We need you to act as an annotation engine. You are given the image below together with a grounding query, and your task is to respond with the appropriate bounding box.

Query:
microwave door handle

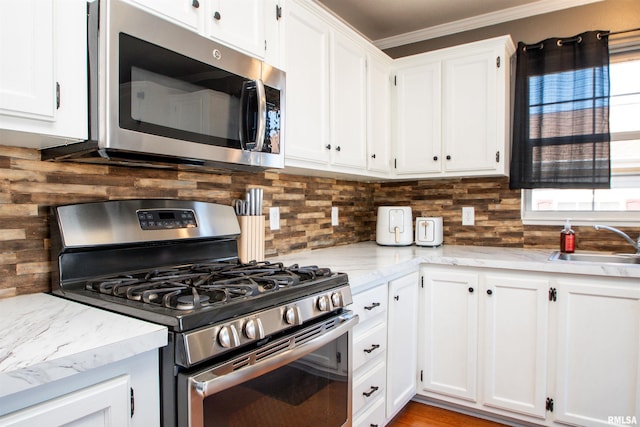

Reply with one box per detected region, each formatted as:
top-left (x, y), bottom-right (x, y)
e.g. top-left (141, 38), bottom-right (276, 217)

top-left (254, 78), bottom-right (266, 152)
top-left (238, 79), bottom-right (266, 152)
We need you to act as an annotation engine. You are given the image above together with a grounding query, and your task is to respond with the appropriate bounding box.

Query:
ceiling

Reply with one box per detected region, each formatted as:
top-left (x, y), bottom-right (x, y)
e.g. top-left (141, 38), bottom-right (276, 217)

top-left (314, 0), bottom-right (604, 49)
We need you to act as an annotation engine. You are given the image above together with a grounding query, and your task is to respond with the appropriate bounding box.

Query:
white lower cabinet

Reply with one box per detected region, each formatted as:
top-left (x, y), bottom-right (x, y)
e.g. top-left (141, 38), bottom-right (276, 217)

top-left (418, 266), bottom-right (550, 424)
top-left (351, 283), bottom-right (388, 426)
top-left (553, 277), bottom-right (640, 427)
top-left (351, 272), bottom-right (419, 427)
top-left (386, 272), bottom-right (419, 419)
top-left (0, 350), bottom-right (160, 427)
top-left (418, 265), bottom-right (640, 427)
top-left (0, 376), bottom-right (131, 427)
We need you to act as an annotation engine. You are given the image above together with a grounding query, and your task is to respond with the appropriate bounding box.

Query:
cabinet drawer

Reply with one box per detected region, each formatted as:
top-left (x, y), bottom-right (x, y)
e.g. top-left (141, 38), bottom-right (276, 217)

top-left (353, 394), bottom-right (385, 427)
top-left (353, 321), bottom-right (387, 371)
top-left (352, 285), bottom-right (388, 324)
top-left (353, 360), bottom-right (386, 415)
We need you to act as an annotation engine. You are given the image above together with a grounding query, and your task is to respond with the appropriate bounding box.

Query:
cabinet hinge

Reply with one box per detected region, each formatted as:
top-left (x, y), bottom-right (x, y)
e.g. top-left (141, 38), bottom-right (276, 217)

top-left (56, 82), bottom-right (61, 110)
top-left (495, 151), bottom-right (500, 163)
top-left (546, 397), bottom-right (554, 412)
top-left (264, 40), bottom-right (267, 51)
top-left (496, 56), bottom-right (501, 68)
top-left (130, 387), bottom-right (135, 417)
top-left (421, 276), bottom-right (424, 288)
top-left (276, 4), bottom-right (282, 20)
top-left (549, 287), bottom-right (557, 302)
top-left (420, 370), bottom-right (423, 382)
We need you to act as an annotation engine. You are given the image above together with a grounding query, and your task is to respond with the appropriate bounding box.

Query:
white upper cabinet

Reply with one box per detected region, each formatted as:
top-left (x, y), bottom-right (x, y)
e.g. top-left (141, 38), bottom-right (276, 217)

top-left (283, 0), bottom-right (392, 178)
top-left (0, 0), bottom-right (87, 148)
top-left (394, 60), bottom-right (442, 174)
top-left (124, 0), bottom-right (282, 65)
top-left (125, 0), bottom-right (202, 31)
top-left (393, 36), bottom-right (515, 179)
top-left (205, 0), bottom-right (265, 59)
top-left (283, 0), bottom-right (331, 166)
top-left (330, 30), bottom-right (367, 171)
top-left (367, 51), bottom-right (393, 174)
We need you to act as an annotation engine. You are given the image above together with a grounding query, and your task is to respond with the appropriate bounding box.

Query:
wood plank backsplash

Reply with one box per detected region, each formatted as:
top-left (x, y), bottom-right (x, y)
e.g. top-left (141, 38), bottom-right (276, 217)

top-left (1, 145), bottom-right (637, 298)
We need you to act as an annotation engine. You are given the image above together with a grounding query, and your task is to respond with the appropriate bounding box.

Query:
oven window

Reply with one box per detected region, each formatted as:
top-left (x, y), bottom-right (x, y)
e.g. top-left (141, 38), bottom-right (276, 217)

top-left (202, 334), bottom-right (349, 427)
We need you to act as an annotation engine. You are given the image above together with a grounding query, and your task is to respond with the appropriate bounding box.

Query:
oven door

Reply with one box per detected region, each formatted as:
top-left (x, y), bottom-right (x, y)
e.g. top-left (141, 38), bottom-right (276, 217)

top-left (178, 311), bottom-right (357, 427)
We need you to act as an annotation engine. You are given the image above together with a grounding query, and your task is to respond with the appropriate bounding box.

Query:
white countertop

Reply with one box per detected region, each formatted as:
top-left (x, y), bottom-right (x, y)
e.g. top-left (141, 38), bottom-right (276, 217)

top-left (0, 293), bottom-right (167, 399)
top-left (272, 242), bottom-right (640, 292)
top-left (2, 243), bottom-right (637, 400)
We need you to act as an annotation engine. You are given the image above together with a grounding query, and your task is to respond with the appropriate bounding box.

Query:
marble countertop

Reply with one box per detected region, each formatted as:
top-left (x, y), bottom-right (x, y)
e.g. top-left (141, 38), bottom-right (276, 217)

top-left (0, 293), bottom-right (167, 399)
top-left (272, 242), bottom-right (640, 292)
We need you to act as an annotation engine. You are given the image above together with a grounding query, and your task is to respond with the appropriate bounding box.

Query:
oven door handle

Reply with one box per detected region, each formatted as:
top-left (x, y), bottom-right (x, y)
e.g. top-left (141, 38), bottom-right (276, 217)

top-left (189, 311), bottom-right (358, 399)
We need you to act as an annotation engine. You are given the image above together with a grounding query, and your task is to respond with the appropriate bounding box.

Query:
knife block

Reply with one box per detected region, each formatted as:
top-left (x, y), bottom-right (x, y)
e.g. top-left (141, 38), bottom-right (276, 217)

top-left (237, 215), bottom-right (265, 263)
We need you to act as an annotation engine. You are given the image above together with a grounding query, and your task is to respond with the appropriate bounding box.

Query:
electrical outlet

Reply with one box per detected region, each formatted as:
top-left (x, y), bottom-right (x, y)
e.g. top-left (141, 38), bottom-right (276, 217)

top-left (462, 206), bottom-right (475, 226)
top-left (331, 207), bottom-right (339, 226)
top-left (269, 207), bottom-right (280, 230)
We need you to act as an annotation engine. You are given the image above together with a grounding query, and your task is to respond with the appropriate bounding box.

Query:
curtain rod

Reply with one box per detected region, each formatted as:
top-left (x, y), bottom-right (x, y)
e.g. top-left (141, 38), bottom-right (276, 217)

top-left (603, 27), bottom-right (640, 37)
top-left (523, 27), bottom-right (640, 51)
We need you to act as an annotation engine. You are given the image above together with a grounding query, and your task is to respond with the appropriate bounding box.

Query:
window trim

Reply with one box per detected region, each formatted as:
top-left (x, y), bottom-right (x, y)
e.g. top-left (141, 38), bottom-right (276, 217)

top-left (521, 37), bottom-right (640, 227)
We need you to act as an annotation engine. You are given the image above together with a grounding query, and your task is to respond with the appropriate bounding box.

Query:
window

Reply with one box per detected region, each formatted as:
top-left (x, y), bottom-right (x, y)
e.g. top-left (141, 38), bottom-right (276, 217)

top-left (523, 46), bottom-right (640, 225)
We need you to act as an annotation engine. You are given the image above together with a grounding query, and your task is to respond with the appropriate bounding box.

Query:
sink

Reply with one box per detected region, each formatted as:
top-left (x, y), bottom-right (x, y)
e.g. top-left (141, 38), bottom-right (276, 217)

top-left (549, 251), bottom-right (640, 265)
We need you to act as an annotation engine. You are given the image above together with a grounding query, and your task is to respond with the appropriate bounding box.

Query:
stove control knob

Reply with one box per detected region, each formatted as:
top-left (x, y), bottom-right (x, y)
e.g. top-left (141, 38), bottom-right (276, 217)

top-left (284, 306), bottom-right (301, 325)
top-left (317, 295), bottom-right (330, 311)
top-left (331, 292), bottom-right (343, 307)
top-left (244, 318), bottom-right (264, 340)
top-left (218, 325), bottom-right (240, 348)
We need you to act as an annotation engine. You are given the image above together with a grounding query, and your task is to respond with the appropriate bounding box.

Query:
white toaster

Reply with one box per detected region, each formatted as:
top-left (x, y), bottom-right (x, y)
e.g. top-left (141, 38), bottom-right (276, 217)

top-left (415, 217), bottom-right (443, 247)
top-left (376, 206), bottom-right (413, 246)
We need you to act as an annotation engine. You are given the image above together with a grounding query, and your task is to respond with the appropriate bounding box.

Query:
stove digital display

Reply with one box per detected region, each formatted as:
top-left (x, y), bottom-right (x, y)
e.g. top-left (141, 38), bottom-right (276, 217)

top-left (137, 209), bottom-right (197, 230)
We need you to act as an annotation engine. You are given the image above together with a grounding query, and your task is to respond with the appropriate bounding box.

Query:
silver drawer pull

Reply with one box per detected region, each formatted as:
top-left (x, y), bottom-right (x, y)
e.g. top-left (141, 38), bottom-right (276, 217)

top-left (363, 344), bottom-right (380, 354)
top-left (363, 386), bottom-right (379, 397)
top-left (364, 302), bottom-right (380, 311)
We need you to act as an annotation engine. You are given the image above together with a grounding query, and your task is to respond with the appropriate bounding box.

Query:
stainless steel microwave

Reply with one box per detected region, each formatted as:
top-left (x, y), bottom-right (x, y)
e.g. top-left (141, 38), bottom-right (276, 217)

top-left (42, 0), bottom-right (285, 171)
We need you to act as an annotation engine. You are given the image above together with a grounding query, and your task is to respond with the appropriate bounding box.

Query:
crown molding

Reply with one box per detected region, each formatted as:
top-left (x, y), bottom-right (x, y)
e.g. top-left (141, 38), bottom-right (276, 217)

top-left (374, 0), bottom-right (604, 50)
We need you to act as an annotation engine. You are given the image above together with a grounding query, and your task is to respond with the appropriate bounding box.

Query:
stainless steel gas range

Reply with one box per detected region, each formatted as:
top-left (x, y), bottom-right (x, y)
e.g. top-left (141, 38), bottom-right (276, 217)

top-left (50, 199), bottom-right (357, 427)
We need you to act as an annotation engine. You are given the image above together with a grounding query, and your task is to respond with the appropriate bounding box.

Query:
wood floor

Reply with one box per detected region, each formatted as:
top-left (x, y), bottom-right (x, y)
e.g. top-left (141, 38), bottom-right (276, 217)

top-left (387, 402), bottom-right (509, 427)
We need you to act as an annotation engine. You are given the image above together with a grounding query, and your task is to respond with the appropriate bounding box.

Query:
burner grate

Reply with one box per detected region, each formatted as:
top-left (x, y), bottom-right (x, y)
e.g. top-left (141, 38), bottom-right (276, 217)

top-left (84, 261), bottom-right (334, 311)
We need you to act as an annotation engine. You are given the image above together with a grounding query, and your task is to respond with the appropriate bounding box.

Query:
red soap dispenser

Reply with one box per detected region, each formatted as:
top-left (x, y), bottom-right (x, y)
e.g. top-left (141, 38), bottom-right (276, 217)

top-left (560, 219), bottom-right (575, 253)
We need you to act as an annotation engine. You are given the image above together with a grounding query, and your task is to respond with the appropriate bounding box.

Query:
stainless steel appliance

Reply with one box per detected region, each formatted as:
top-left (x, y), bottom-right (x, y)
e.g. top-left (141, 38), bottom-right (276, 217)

top-left (42, 0), bottom-right (285, 171)
top-left (51, 200), bottom-right (355, 427)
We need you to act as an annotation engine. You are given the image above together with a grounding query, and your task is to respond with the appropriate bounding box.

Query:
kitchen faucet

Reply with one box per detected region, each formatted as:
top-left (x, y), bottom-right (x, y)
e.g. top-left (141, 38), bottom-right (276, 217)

top-left (593, 225), bottom-right (640, 255)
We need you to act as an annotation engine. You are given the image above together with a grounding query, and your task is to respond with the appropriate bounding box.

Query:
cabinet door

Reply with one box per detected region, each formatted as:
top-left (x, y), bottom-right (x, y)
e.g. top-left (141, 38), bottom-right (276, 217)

top-left (482, 274), bottom-right (549, 419)
top-left (367, 52), bottom-right (392, 173)
top-left (394, 61), bottom-right (442, 175)
top-left (284, 2), bottom-right (331, 165)
top-left (0, 0), bottom-right (87, 146)
top-left (419, 269), bottom-right (479, 401)
top-left (124, 0), bottom-right (202, 31)
top-left (554, 280), bottom-right (640, 426)
top-left (0, 1), bottom-right (54, 121)
top-left (0, 376), bottom-right (130, 426)
top-left (442, 49), bottom-right (498, 173)
top-left (206, 0), bottom-right (265, 58)
top-left (330, 31), bottom-right (367, 170)
top-left (386, 272), bottom-right (419, 418)
top-left (263, 0), bottom-right (283, 69)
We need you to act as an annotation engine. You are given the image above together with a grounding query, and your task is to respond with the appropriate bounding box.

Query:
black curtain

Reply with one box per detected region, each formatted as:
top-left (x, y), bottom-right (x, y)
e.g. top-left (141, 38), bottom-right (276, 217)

top-left (510, 30), bottom-right (611, 189)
